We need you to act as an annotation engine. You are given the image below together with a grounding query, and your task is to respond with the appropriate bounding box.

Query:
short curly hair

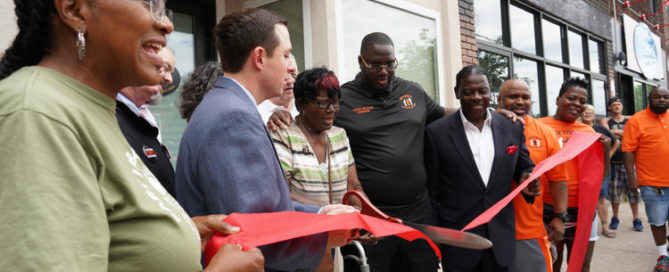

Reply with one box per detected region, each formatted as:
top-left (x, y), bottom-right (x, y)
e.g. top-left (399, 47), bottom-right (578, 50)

top-left (179, 62), bottom-right (223, 121)
top-left (294, 67), bottom-right (341, 111)
top-left (558, 77), bottom-right (589, 97)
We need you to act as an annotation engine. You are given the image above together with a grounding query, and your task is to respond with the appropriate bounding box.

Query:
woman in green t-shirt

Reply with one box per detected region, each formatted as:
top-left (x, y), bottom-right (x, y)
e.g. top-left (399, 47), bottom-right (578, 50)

top-left (0, 1), bottom-right (262, 271)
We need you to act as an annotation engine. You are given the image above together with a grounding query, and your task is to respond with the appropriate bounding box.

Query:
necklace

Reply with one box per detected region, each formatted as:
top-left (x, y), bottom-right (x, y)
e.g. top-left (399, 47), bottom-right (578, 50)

top-left (297, 116), bottom-right (333, 203)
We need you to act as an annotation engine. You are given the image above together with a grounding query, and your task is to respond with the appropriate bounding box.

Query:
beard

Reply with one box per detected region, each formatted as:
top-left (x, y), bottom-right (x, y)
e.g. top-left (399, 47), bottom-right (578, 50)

top-left (650, 104), bottom-right (668, 114)
top-left (146, 93), bottom-right (163, 105)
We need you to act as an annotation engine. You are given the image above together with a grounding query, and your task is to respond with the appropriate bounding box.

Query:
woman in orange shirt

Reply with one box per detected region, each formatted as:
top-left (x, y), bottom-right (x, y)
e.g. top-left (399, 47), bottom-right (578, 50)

top-left (539, 77), bottom-right (610, 272)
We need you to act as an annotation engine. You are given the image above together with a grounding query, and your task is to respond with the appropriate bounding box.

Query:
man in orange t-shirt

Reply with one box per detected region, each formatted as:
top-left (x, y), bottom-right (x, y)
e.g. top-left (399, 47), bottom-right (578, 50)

top-left (623, 86), bottom-right (669, 271)
top-left (498, 79), bottom-right (568, 272)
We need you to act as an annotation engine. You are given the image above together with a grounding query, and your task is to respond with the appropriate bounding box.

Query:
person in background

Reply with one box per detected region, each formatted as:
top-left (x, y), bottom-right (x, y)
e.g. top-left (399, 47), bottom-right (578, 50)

top-left (174, 8), bottom-right (356, 271)
top-left (258, 53), bottom-right (299, 124)
top-left (179, 62), bottom-right (223, 122)
top-left (581, 104), bottom-right (618, 239)
top-left (0, 0), bottom-right (262, 271)
top-left (497, 79), bottom-right (568, 272)
top-left (622, 87), bottom-right (669, 272)
top-left (141, 47), bottom-right (176, 143)
top-left (601, 97), bottom-right (643, 232)
top-left (116, 47), bottom-right (176, 196)
top-left (539, 78), bottom-right (611, 272)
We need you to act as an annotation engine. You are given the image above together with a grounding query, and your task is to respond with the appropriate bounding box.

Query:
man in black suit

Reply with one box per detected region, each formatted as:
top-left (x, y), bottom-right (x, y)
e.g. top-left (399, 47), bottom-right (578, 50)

top-left (424, 65), bottom-right (537, 271)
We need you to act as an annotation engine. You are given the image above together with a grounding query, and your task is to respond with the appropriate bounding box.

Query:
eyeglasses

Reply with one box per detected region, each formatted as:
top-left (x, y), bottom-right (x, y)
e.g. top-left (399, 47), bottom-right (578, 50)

top-left (313, 99), bottom-right (340, 109)
top-left (142, 0), bottom-right (172, 23)
top-left (360, 55), bottom-right (398, 72)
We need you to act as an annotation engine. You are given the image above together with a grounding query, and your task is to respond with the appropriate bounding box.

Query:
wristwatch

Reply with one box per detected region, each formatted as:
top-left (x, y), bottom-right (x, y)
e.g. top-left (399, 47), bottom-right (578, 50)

top-left (553, 212), bottom-right (569, 222)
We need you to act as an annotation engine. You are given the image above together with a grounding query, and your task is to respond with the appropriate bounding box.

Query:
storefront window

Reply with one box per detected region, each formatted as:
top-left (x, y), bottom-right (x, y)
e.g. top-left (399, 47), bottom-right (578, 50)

top-left (542, 19), bottom-right (563, 62)
top-left (589, 39), bottom-right (602, 74)
top-left (545, 65), bottom-right (565, 115)
top-left (591, 79), bottom-right (607, 115)
top-left (474, 0), bottom-right (503, 45)
top-left (262, 0), bottom-right (305, 72)
top-left (509, 5), bottom-right (536, 54)
top-left (513, 57), bottom-right (541, 117)
top-left (342, 0), bottom-right (438, 99)
top-left (634, 81), bottom-right (646, 112)
top-left (477, 51), bottom-right (509, 108)
top-left (153, 11), bottom-right (196, 165)
top-left (568, 30), bottom-right (584, 69)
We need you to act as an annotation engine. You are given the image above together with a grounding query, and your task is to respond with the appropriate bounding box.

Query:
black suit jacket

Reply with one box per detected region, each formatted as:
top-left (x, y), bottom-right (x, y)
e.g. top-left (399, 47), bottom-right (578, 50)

top-left (424, 110), bottom-right (534, 268)
top-left (116, 101), bottom-right (175, 197)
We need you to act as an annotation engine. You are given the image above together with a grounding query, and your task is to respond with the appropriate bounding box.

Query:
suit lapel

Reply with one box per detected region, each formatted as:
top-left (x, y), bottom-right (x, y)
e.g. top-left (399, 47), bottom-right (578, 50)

top-left (449, 111), bottom-right (486, 189)
top-left (489, 114), bottom-right (507, 185)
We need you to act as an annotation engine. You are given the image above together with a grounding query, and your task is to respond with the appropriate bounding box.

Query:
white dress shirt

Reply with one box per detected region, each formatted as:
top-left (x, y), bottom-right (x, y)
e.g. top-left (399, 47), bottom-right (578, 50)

top-left (257, 99), bottom-right (298, 124)
top-left (459, 108), bottom-right (495, 187)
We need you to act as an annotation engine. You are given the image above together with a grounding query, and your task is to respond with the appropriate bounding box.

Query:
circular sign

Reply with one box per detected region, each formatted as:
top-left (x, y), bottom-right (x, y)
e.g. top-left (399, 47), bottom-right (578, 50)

top-left (633, 23), bottom-right (660, 79)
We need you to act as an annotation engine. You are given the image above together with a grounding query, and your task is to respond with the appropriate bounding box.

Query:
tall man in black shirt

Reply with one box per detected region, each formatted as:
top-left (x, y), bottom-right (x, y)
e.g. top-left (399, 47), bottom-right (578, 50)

top-left (335, 32), bottom-right (445, 272)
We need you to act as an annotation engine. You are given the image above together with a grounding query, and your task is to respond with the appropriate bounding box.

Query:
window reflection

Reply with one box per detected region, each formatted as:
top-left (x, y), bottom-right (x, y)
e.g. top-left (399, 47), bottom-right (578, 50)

top-left (510, 5), bottom-right (536, 54)
top-left (477, 51), bottom-right (509, 108)
top-left (513, 57), bottom-right (541, 117)
top-left (474, 0), bottom-right (503, 44)
top-left (542, 19), bottom-right (563, 62)
top-left (545, 65), bottom-right (564, 115)
top-left (589, 39), bottom-right (602, 73)
top-left (592, 79), bottom-right (606, 115)
top-left (634, 81), bottom-right (646, 112)
top-left (568, 31), bottom-right (584, 69)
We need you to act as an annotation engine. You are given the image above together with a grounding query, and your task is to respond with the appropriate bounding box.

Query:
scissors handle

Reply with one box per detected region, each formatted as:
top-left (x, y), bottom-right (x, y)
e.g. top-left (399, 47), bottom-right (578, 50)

top-left (343, 190), bottom-right (403, 224)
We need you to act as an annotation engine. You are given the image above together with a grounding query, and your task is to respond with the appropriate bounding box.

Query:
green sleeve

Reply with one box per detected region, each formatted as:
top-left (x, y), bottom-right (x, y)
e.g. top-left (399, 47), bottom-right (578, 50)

top-left (0, 111), bottom-right (109, 271)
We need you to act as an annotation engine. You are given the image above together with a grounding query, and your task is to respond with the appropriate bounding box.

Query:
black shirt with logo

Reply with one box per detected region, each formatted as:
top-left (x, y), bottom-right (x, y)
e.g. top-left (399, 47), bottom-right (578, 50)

top-left (335, 74), bottom-right (444, 207)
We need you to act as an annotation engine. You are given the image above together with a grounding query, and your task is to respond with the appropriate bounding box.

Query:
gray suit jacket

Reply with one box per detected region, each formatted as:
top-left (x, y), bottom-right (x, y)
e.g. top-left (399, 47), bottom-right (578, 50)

top-left (176, 76), bottom-right (326, 271)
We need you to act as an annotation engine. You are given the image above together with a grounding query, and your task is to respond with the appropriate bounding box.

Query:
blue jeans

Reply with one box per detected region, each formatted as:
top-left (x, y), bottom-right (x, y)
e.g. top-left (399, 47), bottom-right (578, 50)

top-left (640, 186), bottom-right (669, 226)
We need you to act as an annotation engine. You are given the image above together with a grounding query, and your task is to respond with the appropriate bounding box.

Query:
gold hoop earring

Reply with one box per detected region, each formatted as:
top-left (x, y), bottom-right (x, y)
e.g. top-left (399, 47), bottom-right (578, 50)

top-left (76, 30), bottom-right (86, 61)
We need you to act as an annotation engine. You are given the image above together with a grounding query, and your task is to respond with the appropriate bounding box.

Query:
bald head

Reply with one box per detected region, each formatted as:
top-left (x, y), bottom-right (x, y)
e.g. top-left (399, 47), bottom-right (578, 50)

top-left (498, 79), bottom-right (532, 118)
top-left (648, 86), bottom-right (669, 114)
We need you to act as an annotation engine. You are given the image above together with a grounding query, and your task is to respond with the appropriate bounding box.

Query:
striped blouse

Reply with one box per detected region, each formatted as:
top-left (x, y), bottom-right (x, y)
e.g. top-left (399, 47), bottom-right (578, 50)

top-left (271, 122), bottom-right (355, 206)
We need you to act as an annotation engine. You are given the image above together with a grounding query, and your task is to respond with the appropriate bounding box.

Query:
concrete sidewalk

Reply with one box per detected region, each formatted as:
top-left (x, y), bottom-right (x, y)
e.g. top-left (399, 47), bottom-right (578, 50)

top-left (559, 201), bottom-right (657, 271)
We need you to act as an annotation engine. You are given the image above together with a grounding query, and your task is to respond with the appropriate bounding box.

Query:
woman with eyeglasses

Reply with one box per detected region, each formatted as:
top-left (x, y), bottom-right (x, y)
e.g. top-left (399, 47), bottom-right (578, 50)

top-left (270, 67), bottom-right (368, 271)
top-left (0, 1), bottom-right (262, 271)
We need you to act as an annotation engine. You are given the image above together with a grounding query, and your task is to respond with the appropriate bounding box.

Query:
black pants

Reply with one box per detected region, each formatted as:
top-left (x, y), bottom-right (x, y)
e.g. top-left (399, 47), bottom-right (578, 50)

top-left (443, 249), bottom-right (508, 272)
top-left (342, 191), bottom-right (439, 272)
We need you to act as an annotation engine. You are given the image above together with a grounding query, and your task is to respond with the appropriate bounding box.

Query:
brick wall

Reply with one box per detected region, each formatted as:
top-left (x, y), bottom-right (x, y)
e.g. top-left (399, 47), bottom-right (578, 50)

top-left (459, 0), bottom-right (478, 66)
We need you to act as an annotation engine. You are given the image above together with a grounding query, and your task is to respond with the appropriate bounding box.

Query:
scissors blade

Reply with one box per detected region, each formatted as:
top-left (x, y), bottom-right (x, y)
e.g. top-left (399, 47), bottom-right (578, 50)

top-left (402, 221), bottom-right (493, 249)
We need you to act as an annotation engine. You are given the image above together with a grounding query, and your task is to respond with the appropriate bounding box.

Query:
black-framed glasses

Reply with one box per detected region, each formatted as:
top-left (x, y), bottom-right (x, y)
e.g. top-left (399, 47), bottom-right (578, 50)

top-left (360, 55), bottom-right (398, 72)
top-left (313, 99), bottom-right (340, 109)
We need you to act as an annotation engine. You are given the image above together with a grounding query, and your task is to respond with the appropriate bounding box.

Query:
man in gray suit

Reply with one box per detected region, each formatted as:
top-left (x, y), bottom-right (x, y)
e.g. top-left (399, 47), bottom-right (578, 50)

top-left (175, 8), bottom-right (354, 271)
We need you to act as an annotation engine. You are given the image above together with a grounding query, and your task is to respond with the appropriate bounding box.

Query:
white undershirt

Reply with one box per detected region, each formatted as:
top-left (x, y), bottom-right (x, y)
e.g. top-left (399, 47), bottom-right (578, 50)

top-left (459, 108), bottom-right (495, 187)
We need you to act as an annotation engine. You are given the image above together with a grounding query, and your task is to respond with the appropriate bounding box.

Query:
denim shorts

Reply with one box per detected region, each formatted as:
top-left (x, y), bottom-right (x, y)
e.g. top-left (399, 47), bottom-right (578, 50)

top-left (599, 174), bottom-right (611, 198)
top-left (640, 186), bottom-right (669, 226)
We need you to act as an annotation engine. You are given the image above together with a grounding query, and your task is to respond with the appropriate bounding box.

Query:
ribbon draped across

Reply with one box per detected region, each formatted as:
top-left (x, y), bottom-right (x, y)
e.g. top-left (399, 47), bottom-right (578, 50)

top-left (204, 212), bottom-right (441, 266)
top-left (204, 131), bottom-right (603, 270)
top-left (460, 131), bottom-right (603, 271)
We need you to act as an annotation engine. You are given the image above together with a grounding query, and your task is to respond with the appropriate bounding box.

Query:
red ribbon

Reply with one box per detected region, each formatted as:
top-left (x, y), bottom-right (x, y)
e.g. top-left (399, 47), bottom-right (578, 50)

top-left (203, 132), bottom-right (602, 269)
top-left (460, 131), bottom-right (603, 271)
top-left (204, 212), bottom-right (441, 266)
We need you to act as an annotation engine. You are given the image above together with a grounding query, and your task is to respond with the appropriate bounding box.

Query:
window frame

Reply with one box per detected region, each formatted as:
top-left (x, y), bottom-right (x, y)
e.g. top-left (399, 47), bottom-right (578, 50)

top-left (474, 0), bottom-right (609, 117)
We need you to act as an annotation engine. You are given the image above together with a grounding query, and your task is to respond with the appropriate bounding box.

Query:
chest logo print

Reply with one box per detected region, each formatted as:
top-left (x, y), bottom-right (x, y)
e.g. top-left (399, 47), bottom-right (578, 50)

top-left (353, 106), bottom-right (374, 114)
top-left (400, 94), bottom-right (416, 109)
top-left (529, 138), bottom-right (542, 148)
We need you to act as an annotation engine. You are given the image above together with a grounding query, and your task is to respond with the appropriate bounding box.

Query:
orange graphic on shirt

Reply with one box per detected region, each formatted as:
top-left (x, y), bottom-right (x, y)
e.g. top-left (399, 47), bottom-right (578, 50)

top-left (353, 106), bottom-right (374, 114)
top-left (399, 94), bottom-right (416, 109)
